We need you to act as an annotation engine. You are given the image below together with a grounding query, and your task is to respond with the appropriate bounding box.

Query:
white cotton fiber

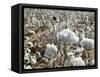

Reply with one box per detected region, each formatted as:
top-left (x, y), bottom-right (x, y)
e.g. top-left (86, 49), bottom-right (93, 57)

top-left (57, 28), bottom-right (79, 44)
top-left (44, 43), bottom-right (58, 59)
top-left (80, 38), bottom-right (94, 49)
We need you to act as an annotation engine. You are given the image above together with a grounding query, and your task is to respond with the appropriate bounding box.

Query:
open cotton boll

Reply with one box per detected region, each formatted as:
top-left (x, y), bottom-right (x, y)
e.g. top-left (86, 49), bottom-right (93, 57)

top-left (73, 46), bottom-right (84, 53)
top-left (51, 44), bottom-right (58, 53)
top-left (44, 43), bottom-right (58, 60)
top-left (30, 55), bottom-right (37, 64)
top-left (24, 48), bottom-right (31, 61)
top-left (24, 52), bottom-right (30, 61)
top-left (64, 55), bottom-right (75, 67)
top-left (86, 26), bottom-right (91, 32)
top-left (24, 48), bottom-right (31, 53)
top-left (89, 59), bottom-right (95, 65)
top-left (67, 52), bottom-right (75, 57)
top-left (80, 38), bottom-right (94, 49)
top-left (24, 65), bottom-right (32, 69)
top-left (70, 56), bottom-right (85, 66)
top-left (57, 28), bottom-right (79, 44)
top-left (64, 52), bottom-right (75, 67)
top-left (64, 52), bottom-right (85, 67)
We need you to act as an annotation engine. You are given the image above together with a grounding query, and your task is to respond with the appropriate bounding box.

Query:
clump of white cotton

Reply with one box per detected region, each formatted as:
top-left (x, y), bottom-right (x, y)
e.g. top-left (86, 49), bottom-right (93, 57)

top-left (57, 28), bottom-right (79, 44)
top-left (64, 52), bottom-right (85, 67)
top-left (44, 43), bottom-right (58, 59)
top-left (24, 65), bottom-right (32, 69)
top-left (80, 38), bottom-right (94, 49)
top-left (30, 55), bottom-right (37, 64)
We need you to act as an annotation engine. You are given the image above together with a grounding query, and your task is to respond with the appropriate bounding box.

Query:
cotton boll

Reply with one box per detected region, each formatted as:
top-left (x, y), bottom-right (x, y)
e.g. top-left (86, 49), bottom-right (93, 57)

top-left (24, 51), bottom-right (30, 61)
top-left (30, 55), bottom-right (37, 64)
top-left (57, 28), bottom-right (79, 44)
top-left (64, 59), bottom-right (72, 67)
top-left (70, 56), bottom-right (85, 66)
top-left (24, 65), bottom-right (32, 69)
top-left (67, 52), bottom-right (75, 57)
top-left (44, 48), bottom-right (56, 59)
top-left (73, 47), bottom-right (84, 53)
top-left (86, 26), bottom-right (91, 32)
top-left (36, 52), bottom-right (41, 58)
top-left (64, 55), bottom-right (75, 67)
top-left (80, 38), bottom-right (94, 49)
top-left (24, 48), bottom-right (31, 64)
top-left (64, 52), bottom-right (85, 67)
top-left (51, 44), bottom-right (58, 53)
top-left (73, 46), bottom-right (84, 57)
top-left (89, 59), bottom-right (95, 65)
top-left (44, 43), bottom-right (58, 60)
top-left (24, 48), bottom-right (31, 53)
top-left (64, 52), bottom-right (75, 67)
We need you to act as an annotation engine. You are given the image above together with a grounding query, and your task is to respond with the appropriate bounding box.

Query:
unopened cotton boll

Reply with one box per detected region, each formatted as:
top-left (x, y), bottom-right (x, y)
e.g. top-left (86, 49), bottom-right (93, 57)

top-left (44, 43), bottom-right (58, 60)
top-left (80, 38), bottom-right (94, 49)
